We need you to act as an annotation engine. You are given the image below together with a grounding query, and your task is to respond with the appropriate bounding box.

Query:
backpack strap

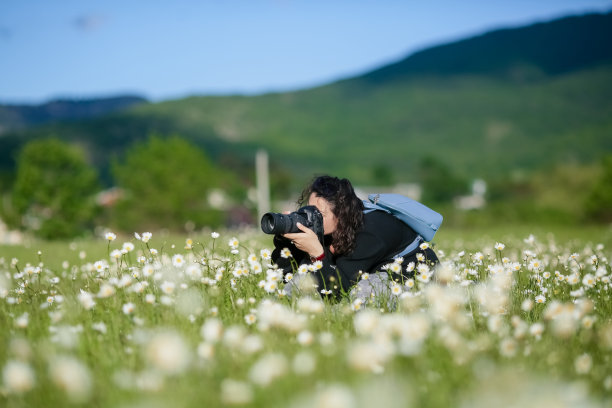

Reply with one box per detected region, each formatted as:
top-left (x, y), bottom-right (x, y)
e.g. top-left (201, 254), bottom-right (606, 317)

top-left (394, 235), bottom-right (423, 259)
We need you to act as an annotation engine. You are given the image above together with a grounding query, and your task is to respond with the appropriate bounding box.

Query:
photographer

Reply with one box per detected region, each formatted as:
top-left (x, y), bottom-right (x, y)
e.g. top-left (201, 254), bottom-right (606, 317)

top-left (269, 175), bottom-right (438, 300)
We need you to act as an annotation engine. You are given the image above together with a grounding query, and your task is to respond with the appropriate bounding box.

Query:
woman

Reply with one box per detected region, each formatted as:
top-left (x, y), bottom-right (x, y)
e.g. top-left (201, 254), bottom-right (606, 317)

top-left (271, 175), bottom-right (438, 300)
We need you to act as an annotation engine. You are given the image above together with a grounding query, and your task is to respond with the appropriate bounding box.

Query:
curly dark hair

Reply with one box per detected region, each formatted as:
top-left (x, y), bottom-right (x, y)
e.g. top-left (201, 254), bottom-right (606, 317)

top-left (298, 175), bottom-right (364, 255)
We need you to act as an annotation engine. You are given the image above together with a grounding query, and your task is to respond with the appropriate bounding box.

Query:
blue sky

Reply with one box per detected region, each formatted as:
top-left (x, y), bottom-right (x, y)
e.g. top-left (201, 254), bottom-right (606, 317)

top-left (1, 0), bottom-right (611, 103)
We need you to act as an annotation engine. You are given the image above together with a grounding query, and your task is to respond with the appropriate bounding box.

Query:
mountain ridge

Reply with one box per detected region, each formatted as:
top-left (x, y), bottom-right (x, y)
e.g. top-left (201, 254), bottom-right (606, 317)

top-left (0, 95), bottom-right (148, 134)
top-left (1, 10), bottom-right (611, 189)
top-left (351, 11), bottom-right (612, 84)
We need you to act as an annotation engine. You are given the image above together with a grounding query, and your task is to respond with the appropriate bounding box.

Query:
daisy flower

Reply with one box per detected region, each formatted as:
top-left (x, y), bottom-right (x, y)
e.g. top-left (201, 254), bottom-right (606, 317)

top-left (529, 323), bottom-right (544, 339)
top-left (139, 232), bottom-right (152, 242)
top-left (521, 298), bottom-right (534, 312)
top-left (78, 290), bottom-right (95, 310)
top-left (297, 330), bottom-right (314, 346)
top-left (94, 260), bottom-right (108, 274)
top-left (244, 314), bottom-right (257, 325)
top-left (160, 281), bottom-right (176, 295)
top-left (2, 360), bottom-right (35, 393)
top-left (228, 237), bottom-right (239, 249)
top-left (15, 312), bottom-right (29, 328)
top-left (567, 273), bottom-right (580, 285)
top-left (105, 232), bottom-right (116, 241)
top-left (260, 248), bottom-right (272, 260)
top-left (142, 264), bottom-right (155, 277)
top-left (582, 274), bottom-right (596, 288)
top-left (575, 353), bottom-right (592, 374)
top-left (419, 273), bottom-right (432, 283)
top-left (417, 263), bottom-right (430, 274)
top-left (264, 280), bottom-right (278, 293)
top-left (97, 284), bottom-right (115, 298)
top-left (185, 239), bottom-right (193, 250)
top-left (122, 302), bottom-right (135, 315)
top-left (528, 259), bottom-right (543, 272)
top-left (172, 254), bottom-right (185, 268)
top-left (389, 263), bottom-right (402, 274)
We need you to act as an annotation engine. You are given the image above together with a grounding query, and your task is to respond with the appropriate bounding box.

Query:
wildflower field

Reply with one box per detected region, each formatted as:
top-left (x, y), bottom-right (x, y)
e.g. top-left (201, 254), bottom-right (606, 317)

top-left (1, 225), bottom-right (611, 408)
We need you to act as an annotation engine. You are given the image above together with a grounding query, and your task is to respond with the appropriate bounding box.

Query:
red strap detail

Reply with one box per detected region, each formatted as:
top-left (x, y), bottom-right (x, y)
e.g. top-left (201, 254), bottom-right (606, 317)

top-left (310, 252), bottom-right (325, 262)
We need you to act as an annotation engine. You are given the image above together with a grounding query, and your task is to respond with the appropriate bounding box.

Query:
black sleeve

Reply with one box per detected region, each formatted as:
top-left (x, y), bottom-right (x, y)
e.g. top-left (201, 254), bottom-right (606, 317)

top-left (311, 228), bottom-right (390, 297)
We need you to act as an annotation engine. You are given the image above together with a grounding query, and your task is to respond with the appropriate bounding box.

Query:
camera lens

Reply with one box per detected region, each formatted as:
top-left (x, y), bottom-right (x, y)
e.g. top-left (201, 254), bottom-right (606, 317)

top-left (261, 213), bottom-right (290, 234)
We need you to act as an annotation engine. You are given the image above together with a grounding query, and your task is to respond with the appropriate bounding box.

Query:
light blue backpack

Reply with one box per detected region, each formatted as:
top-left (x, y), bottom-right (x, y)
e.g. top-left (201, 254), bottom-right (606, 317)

top-left (363, 193), bottom-right (443, 258)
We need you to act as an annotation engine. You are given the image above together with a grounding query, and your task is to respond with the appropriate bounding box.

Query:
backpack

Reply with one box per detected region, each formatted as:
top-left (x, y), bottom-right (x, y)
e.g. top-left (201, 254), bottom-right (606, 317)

top-left (363, 193), bottom-right (443, 258)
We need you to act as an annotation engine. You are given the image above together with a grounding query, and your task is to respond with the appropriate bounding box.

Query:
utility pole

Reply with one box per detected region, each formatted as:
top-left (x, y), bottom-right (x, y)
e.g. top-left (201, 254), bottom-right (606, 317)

top-left (255, 149), bottom-right (270, 219)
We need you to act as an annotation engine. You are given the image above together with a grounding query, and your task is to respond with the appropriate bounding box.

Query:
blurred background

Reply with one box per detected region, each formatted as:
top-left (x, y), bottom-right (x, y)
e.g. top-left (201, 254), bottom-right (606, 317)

top-left (1, 0), bottom-right (611, 240)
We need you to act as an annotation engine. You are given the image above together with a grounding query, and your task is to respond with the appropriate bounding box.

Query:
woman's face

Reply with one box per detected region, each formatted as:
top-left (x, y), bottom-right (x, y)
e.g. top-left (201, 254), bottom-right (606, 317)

top-left (308, 193), bottom-right (338, 235)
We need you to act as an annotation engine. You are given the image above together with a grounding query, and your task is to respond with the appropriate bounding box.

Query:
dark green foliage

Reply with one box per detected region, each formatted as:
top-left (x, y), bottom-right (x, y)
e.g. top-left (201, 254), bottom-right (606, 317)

top-left (418, 156), bottom-right (468, 204)
top-left (371, 165), bottom-right (395, 186)
top-left (9, 138), bottom-right (100, 238)
top-left (584, 155), bottom-right (612, 222)
top-left (359, 12), bottom-right (612, 83)
top-left (110, 135), bottom-right (229, 231)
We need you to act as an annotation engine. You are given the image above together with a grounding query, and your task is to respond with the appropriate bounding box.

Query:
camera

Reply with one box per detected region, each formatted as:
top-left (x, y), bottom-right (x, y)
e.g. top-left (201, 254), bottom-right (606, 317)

top-left (261, 205), bottom-right (324, 243)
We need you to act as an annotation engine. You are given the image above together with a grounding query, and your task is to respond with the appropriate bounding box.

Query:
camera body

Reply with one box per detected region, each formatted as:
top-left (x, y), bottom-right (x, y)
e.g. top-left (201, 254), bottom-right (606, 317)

top-left (261, 205), bottom-right (324, 243)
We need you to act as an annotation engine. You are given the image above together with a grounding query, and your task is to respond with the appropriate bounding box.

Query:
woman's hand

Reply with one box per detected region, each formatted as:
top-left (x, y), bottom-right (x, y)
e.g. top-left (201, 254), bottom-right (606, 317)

top-left (283, 223), bottom-right (324, 259)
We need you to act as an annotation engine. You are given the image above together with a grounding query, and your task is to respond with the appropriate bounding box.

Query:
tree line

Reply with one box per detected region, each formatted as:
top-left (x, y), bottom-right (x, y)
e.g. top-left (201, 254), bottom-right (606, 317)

top-left (0, 136), bottom-right (245, 239)
top-left (1, 135), bottom-right (610, 240)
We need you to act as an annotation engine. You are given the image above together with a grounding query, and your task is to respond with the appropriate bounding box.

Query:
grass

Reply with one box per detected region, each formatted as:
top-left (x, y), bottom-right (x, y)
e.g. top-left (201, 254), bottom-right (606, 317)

top-left (0, 224), bottom-right (611, 407)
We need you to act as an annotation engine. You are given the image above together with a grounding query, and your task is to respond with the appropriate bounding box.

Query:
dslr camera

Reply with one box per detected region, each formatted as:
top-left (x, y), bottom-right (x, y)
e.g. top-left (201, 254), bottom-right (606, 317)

top-left (260, 205), bottom-right (324, 243)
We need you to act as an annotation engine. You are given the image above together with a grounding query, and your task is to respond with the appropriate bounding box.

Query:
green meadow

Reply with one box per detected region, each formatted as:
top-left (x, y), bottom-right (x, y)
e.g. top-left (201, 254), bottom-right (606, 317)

top-left (1, 224), bottom-right (611, 407)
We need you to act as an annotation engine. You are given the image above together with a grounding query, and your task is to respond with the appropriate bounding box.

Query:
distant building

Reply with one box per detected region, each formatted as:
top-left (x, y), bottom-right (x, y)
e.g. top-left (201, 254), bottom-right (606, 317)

top-left (96, 187), bottom-right (124, 207)
top-left (0, 218), bottom-right (22, 245)
top-left (454, 179), bottom-right (487, 210)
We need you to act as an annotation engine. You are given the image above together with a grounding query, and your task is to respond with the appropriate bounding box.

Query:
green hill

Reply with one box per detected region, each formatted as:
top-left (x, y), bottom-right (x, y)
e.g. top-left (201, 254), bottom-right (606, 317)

top-left (1, 11), bottom-right (611, 189)
top-left (0, 95), bottom-right (147, 131)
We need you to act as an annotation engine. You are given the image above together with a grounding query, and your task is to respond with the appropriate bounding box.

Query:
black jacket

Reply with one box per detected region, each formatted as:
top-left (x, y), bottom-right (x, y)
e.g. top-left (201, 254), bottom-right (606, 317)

top-left (271, 210), bottom-right (438, 298)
